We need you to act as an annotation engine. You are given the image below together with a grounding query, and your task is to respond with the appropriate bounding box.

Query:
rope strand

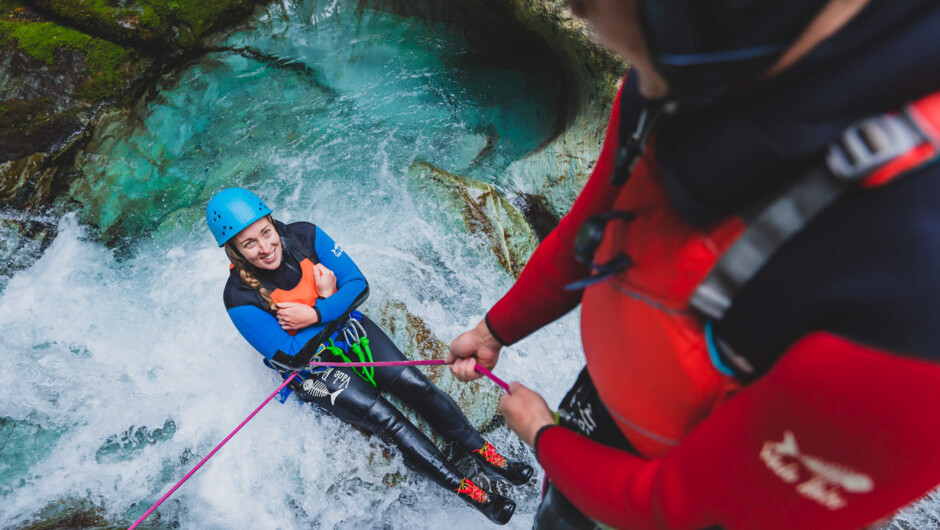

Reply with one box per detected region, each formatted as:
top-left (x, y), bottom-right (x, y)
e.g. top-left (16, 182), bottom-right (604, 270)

top-left (128, 359), bottom-right (509, 529)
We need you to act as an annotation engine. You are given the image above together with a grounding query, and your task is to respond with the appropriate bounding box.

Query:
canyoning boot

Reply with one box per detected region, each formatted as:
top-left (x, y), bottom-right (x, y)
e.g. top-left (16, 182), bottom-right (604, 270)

top-left (455, 478), bottom-right (515, 525)
top-left (471, 442), bottom-right (534, 486)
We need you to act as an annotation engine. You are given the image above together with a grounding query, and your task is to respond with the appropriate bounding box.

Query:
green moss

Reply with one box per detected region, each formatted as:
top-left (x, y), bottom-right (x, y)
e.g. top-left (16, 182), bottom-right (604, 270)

top-left (27, 0), bottom-right (258, 49)
top-left (0, 17), bottom-right (142, 99)
top-left (158, 0), bottom-right (248, 35)
top-left (137, 3), bottom-right (162, 29)
top-left (29, 0), bottom-right (166, 43)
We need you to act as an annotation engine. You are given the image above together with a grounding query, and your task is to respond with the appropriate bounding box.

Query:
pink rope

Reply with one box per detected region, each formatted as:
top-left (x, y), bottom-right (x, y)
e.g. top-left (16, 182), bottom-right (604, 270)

top-left (128, 372), bottom-right (299, 530)
top-left (129, 359), bottom-right (509, 529)
top-left (306, 359), bottom-right (512, 394)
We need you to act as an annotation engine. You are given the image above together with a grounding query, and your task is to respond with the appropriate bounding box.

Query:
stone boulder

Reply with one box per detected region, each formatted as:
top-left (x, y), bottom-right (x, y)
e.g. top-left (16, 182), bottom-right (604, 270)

top-left (409, 161), bottom-right (538, 278)
top-left (375, 299), bottom-right (501, 436)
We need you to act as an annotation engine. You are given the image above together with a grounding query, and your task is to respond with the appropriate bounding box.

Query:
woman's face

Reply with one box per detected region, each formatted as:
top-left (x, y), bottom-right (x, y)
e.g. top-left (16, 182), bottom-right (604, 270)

top-left (232, 217), bottom-right (282, 270)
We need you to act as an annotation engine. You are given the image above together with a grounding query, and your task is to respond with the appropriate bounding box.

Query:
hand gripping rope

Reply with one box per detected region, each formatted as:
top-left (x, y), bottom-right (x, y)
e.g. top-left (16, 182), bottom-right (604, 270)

top-left (127, 324), bottom-right (509, 530)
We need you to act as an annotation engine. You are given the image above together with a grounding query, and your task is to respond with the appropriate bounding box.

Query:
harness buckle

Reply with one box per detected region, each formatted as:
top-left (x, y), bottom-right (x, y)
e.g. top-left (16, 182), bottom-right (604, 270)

top-left (825, 113), bottom-right (924, 181)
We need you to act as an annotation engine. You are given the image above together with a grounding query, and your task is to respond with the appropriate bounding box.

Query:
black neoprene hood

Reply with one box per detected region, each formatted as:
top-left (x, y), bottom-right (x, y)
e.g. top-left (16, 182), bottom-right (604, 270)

top-left (638, 0), bottom-right (826, 96)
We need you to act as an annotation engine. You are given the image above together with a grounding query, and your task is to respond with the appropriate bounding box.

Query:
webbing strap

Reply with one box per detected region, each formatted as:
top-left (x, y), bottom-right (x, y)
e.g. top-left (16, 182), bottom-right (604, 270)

top-left (690, 111), bottom-right (928, 321)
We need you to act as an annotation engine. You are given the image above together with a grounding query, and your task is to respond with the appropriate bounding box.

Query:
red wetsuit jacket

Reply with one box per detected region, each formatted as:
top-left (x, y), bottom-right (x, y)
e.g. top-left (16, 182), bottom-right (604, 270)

top-left (485, 3), bottom-right (940, 526)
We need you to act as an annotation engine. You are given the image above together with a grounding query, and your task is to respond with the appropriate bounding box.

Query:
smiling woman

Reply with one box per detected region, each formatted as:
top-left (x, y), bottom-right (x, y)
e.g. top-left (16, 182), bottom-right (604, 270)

top-left (206, 187), bottom-right (533, 525)
top-left (231, 219), bottom-right (282, 270)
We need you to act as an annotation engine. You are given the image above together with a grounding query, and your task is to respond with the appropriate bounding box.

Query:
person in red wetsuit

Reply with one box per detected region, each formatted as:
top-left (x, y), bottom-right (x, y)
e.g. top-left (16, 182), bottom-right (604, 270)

top-left (448, 1), bottom-right (940, 528)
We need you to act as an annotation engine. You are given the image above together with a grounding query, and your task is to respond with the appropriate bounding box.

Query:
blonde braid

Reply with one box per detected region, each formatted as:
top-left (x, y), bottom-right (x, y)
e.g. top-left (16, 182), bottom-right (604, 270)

top-left (225, 240), bottom-right (278, 312)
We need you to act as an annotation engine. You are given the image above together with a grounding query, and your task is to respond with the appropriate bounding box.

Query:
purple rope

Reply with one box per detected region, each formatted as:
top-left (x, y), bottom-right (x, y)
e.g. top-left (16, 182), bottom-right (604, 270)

top-left (128, 372), bottom-right (300, 530)
top-left (306, 359), bottom-right (512, 394)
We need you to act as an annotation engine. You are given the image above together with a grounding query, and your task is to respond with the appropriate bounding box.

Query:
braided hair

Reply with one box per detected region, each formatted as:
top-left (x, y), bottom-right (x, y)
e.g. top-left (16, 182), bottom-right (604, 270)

top-left (224, 215), bottom-right (278, 311)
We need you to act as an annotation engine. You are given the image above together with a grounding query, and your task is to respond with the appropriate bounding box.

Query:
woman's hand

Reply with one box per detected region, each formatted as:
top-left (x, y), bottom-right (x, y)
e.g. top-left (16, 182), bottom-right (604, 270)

top-left (446, 319), bottom-right (503, 382)
top-left (499, 382), bottom-right (555, 448)
top-left (276, 302), bottom-right (319, 331)
top-left (313, 263), bottom-right (337, 298)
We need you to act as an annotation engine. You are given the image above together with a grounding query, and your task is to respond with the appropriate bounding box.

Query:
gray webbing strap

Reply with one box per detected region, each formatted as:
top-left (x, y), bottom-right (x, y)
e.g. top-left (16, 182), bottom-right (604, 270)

top-left (690, 111), bottom-right (926, 321)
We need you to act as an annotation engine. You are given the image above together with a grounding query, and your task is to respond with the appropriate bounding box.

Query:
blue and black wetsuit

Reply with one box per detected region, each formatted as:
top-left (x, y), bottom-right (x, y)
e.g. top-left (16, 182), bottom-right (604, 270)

top-left (223, 220), bottom-right (488, 491)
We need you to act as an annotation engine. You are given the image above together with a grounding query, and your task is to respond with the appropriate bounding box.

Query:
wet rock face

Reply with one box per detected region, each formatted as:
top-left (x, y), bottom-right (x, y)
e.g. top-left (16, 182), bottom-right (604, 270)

top-left (0, 48), bottom-right (89, 162)
top-left (0, 152), bottom-right (58, 206)
top-left (410, 161), bottom-right (538, 278)
top-left (0, 0), bottom-right (269, 163)
top-left (510, 192), bottom-right (559, 241)
top-left (0, 3), bottom-right (153, 163)
top-left (376, 299), bottom-right (501, 435)
top-left (0, 153), bottom-right (59, 290)
top-left (0, 216), bottom-right (54, 291)
top-left (17, 500), bottom-right (110, 530)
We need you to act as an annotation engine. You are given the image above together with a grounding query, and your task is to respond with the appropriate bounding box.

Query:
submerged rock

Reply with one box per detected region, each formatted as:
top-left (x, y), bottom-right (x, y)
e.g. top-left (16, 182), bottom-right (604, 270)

top-left (95, 419), bottom-right (178, 464)
top-left (17, 499), bottom-right (110, 530)
top-left (375, 299), bottom-right (501, 436)
top-left (409, 161), bottom-right (538, 278)
top-left (0, 216), bottom-right (54, 291)
top-left (0, 416), bottom-right (64, 496)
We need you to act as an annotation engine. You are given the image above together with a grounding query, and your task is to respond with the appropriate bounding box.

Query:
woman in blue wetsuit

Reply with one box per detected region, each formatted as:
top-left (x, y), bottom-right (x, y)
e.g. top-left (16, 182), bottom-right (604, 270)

top-left (206, 187), bottom-right (531, 525)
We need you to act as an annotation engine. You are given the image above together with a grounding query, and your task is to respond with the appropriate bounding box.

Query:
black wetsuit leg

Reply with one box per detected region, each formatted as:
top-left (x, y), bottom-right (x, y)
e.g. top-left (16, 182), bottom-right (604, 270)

top-left (534, 368), bottom-right (637, 530)
top-left (291, 359), bottom-right (463, 491)
top-left (358, 315), bottom-right (487, 452)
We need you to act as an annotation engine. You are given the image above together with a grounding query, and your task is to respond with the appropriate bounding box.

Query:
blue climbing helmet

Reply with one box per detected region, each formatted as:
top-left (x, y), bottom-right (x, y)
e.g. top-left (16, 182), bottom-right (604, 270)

top-left (206, 187), bottom-right (273, 246)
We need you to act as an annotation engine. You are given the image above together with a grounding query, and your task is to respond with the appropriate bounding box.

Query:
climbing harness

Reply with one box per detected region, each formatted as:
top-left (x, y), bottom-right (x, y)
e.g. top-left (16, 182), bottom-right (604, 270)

top-left (306, 359), bottom-right (511, 394)
top-left (315, 312), bottom-right (377, 387)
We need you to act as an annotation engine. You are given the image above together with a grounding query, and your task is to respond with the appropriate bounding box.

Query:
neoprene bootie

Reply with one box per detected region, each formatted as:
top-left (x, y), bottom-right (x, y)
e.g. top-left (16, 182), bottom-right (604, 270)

top-left (455, 478), bottom-right (516, 525)
top-left (471, 442), bottom-right (534, 486)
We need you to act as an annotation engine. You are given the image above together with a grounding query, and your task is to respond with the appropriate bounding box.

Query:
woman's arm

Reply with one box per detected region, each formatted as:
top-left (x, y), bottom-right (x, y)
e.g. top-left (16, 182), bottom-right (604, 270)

top-left (484, 77), bottom-right (628, 346)
top-left (310, 226), bottom-right (369, 323)
top-left (522, 333), bottom-right (940, 529)
top-left (227, 303), bottom-right (324, 368)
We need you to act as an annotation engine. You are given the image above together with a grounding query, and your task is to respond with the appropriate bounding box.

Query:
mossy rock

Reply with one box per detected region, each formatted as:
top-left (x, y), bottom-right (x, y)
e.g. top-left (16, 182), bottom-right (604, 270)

top-left (28, 0), bottom-right (266, 49)
top-left (0, 6), bottom-right (148, 98)
top-left (0, 4), bottom-right (152, 161)
top-left (409, 161), bottom-right (538, 278)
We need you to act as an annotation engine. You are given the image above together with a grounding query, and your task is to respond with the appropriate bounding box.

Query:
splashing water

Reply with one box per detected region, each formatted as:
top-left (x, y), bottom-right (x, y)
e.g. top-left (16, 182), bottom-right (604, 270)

top-left (4, 1), bottom-right (936, 528)
top-left (1, 2), bottom-right (585, 528)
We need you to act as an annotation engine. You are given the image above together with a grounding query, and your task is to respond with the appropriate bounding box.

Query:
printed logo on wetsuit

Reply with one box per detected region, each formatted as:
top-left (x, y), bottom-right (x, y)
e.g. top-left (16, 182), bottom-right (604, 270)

top-left (301, 368), bottom-right (351, 405)
top-left (562, 390), bottom-right (598, 436)
top-left (331, 243), bottom-right (343, 257)
top-left (760, 430), bottom-right (873, 510)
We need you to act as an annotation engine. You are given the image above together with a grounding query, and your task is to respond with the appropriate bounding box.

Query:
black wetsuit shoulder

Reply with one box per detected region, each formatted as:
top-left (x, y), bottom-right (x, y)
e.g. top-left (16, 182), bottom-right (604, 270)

top-left (649, 0), bottom-right (940, 373)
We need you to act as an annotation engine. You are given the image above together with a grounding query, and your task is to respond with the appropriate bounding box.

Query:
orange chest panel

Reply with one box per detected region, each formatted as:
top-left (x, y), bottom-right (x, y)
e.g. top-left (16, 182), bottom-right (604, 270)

top-left (580, 153), bottom-right (745, 458)
top-left (270, 258), bottom-right (320, 307)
